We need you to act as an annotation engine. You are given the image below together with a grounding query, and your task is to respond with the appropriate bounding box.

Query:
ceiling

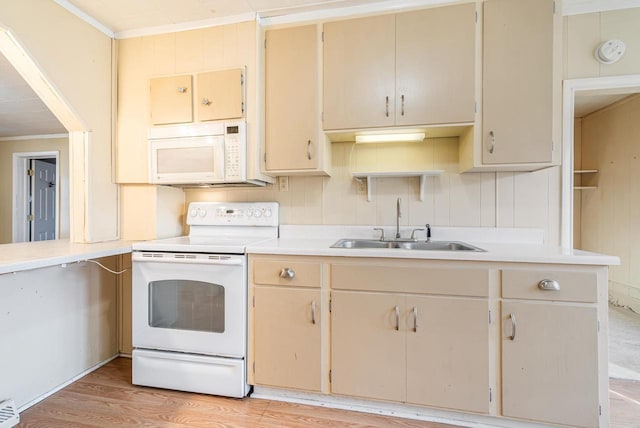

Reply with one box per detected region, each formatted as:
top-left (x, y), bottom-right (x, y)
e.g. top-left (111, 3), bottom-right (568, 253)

top-left (574, 89), bottom-right (640, 118)
top-left (2, 0), bottom-right (640, 139)
top-left (0, 54), bottom-right (67, 139)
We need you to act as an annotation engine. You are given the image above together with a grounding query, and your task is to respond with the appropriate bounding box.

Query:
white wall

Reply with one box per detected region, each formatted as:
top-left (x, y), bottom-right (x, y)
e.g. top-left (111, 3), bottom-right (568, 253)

top-left (580, 95), bottom-right (640, 313)
top-left (565, 8), bottom-right (640, 309)
top-left (0, 257), bottom-right (118, 409)
top-left (0, 137), bottom-right (70, 244)
top-left (117, 18), bottom-right (560, 244)
top-left (0, 0), bottom-right (118, 242)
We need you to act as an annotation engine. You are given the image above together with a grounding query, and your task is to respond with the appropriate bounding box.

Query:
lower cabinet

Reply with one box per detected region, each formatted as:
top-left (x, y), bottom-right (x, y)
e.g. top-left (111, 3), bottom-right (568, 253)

top-left (406, 296), bottom-right (489, 413)
top-left (331, 291), bottom-right (406, 402)
top-left (249, 256), bottom-right (324, 392)
top-left (249, 255), bottom-right (608, 427)
top-left (253, 286), bottom-right (322, 391)
top-left (331, 290), bottom-right (490, 413)
top-left (502, 302), bottom-right (600, 427)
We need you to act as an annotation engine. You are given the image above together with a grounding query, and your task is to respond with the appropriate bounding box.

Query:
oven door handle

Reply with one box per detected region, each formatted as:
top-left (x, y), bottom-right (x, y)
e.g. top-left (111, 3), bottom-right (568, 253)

top-left (132, 252), bottom-right (244, 265)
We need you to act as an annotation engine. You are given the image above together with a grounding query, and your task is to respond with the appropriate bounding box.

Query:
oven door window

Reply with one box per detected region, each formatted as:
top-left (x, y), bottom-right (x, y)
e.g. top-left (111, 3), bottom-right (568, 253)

top-left (148, 280), bottom-right (224, 333)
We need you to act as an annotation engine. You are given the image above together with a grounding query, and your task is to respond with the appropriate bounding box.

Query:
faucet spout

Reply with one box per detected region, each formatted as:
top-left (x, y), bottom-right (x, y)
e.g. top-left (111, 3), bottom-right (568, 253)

top-left (395, 197), bottom-right (402, 239)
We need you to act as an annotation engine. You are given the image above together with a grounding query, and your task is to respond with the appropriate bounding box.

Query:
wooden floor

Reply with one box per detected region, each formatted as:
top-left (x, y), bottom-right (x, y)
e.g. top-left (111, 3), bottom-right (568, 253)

top-left (17, 358), bottom-right (640, 427)
top-left (17, 358), bottom-right (453, 428)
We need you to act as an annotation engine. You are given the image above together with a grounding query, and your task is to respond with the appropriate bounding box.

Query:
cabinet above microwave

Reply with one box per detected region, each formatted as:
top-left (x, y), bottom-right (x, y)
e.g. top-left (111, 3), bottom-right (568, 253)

top-left (150, 68), bottom-right (245, 126)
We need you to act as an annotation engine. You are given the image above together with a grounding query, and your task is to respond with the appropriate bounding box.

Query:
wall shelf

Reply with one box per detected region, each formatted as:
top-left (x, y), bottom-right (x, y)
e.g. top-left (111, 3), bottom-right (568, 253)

top-left (352, 170), bottom-right (444, 202)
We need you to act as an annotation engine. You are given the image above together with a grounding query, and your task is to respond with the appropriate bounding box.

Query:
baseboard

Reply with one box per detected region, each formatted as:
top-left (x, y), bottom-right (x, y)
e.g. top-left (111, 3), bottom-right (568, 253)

top-left (251, 386), bottom-right (558, 428)
top-left (17, 354), bottom-right (119, 413)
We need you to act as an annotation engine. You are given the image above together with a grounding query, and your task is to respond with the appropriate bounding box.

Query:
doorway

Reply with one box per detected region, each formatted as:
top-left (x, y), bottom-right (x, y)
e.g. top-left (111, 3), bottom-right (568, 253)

top-left (563, 77), bottom-right (640, 422)
top-left (12, 151), bottom-right (59, 242)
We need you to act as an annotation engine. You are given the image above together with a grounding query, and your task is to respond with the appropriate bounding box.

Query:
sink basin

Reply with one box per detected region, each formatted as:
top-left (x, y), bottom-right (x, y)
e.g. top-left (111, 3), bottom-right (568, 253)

top-left (331, 239), bottom-right (485, 252)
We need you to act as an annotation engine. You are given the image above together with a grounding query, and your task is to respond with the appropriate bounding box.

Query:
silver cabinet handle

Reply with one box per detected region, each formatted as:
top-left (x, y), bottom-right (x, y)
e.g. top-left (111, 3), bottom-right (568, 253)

top-left (412, 307), bottom-right (418, 332)
top-left (487, 130), bottom-right (495, 154)
top-left (394, 305), bottom-right (400, 331)
top-left (311, 300), bottom-right (316, 325)
top-left (401, 94), bottom-right (405, 116)
top-left (279, 267), bottom-right (295, 279)
top-left (307, 140), bottom-right (312, 160)
top-left (508, 313), bottom-right (517, 341)
top-left (538, 279), bottom-right (560, 291)
top-left (385, 96), bottom-right (389, 117)
top-left (177, 86), bottom-right (187, 93)
top-left (201, 97), bottom-right (211, 106)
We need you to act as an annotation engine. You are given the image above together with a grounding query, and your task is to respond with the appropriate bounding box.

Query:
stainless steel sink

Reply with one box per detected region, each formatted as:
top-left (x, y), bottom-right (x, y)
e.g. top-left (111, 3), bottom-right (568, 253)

top-left (331, 239), bottom-right (485, 252)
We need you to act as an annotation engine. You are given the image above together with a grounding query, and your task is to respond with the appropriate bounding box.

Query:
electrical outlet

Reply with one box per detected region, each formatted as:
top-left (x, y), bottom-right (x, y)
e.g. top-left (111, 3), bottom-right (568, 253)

top-left (278, 176), bottom-right (289, 192)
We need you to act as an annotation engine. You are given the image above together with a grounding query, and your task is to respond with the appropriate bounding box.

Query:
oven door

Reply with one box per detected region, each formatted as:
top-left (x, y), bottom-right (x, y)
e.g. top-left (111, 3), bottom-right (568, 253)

top-left (132, 252), bottom-right (246, 358)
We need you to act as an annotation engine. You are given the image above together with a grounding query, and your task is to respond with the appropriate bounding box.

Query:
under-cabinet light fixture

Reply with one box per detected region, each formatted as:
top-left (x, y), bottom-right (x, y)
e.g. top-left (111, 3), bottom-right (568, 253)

top-left (355, 132), bottom-right (425, 144)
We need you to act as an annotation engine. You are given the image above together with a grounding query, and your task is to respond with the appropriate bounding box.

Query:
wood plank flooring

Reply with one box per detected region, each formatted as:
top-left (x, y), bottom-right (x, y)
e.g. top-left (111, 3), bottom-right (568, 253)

top-left (17, 358), bottom-right (640, 427)
top-left (16, 358), bottom-right (454, 428)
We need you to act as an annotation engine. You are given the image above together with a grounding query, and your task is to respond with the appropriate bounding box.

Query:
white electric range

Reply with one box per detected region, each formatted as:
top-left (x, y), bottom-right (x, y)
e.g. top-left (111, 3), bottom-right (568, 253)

top-left (131, 201), bottom-right (279, 398)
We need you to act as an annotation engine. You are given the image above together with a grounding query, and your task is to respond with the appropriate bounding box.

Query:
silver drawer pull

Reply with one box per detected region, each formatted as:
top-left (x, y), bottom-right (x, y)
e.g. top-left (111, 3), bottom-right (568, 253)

top-left (311, 301), bottom-right (316, 325)
top-left (508, 313), bottom-right (517, 341)
top-left (279, 267), bottom-right (295, 279)
top-left (412, 306), bottom-right (418, 332)
top-left (538, 279), bottom-right (560, 291)
top-left (394, 305), bottom-right (400, 331)
top-left (177, 86), bottom-right (187, 93)
top-left (201, 97), bottom-right (212, 106)
top-left (487, 130), bottom-right (495, 154)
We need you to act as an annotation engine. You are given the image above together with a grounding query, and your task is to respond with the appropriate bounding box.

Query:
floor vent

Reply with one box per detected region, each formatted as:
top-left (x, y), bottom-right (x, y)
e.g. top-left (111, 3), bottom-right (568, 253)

top-left (0, 399), bottom-right (19, 428)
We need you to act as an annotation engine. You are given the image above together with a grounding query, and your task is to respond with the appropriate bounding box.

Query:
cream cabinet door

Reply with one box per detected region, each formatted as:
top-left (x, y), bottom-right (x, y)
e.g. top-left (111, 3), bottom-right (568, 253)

top-left (323, 15), bottom-right (396, 130)
top-left (265, 25), bottom-right (318, 171)
top-left (196, 68), bottom-right (244, 122)
top-left (395, 3), bottom-right (476, 126)
top-left (149, 75), bottom-right (193, 125)
top-left (502, 302), bottom-right (600, 427)
top-left (482, 0), bottom-right (555, 164)
top-left (253, 287), bottom-right (322, 391)
top-left (406, 296), bottom-right (490, 413)
top-left (331, 291), bottom-right (405, 402)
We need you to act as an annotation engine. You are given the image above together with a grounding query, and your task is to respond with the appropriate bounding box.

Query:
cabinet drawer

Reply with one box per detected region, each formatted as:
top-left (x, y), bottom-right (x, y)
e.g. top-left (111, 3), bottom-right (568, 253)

top-left (253, 259), bottom-right (321, 288)
top-left (502, 269), bottom-right (597, 303)
top-left (331, 263), bottom-right (489, 297)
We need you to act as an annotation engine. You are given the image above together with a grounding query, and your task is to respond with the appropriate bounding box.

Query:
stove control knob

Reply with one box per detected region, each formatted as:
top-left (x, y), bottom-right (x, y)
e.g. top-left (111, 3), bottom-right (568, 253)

top-left (264, 208), bottom-right (272, 218)
top-left (190, 209), bottom-right (198, 217)
top-left (199, 209), bottom-right (207, 217)
top-left (247, 209), bottom-right (254, 217)
top-left (254, 209), bottom-right (263, 218)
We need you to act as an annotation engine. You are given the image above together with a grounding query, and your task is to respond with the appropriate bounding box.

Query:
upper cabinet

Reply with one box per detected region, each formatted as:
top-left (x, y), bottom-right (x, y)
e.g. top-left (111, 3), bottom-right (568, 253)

top-left (395, 4), bottom-right (476, 127)
top-left (196, 69), bottom-right (244, 122)
top-left (482, 0), bottom-right (555, 165)
top-left (323, 3), bottom-right (476, 131)
top-left (149, 68), bottom-right (244, 126)
top-left (150, 75), bottom-right (193, 125)
top-left (264, 25), bottom-right (330, 175)
top-left (323, 14), bottom-right (396, 130)
top-left (460, 0), bottom-right (560, 171)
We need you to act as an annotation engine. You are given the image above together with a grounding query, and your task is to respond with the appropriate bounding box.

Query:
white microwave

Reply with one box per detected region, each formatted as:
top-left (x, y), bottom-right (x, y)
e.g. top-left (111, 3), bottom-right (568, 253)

top-left (148, 120), bottom-right (265, 186)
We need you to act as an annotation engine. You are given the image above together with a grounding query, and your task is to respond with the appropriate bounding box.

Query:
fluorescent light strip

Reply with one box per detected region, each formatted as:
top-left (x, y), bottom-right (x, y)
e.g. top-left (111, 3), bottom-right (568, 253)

top-left (355, 132), bottom-right (425, 144)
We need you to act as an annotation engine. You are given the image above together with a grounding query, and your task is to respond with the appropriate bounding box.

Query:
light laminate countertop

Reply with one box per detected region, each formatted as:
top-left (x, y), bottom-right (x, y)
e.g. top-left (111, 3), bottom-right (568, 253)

top-left (0, 239), bottom-right (132, 274)
top-left (247, 226), bottom-right (620, 266)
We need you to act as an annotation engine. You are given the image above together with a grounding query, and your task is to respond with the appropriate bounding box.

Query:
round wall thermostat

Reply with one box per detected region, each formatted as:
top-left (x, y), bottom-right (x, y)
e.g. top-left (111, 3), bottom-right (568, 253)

top-left (595, 39), bottom-right (626, 64)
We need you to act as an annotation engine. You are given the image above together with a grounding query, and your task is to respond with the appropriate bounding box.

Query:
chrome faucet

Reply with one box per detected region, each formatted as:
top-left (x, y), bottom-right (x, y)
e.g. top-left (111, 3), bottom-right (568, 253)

top-left (395, 197), bottom-right (402, 239)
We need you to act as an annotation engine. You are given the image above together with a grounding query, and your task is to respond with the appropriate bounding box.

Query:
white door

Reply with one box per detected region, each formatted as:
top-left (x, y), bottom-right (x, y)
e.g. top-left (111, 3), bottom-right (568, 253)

top-left (31, 159), bottom-right (56, 241)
